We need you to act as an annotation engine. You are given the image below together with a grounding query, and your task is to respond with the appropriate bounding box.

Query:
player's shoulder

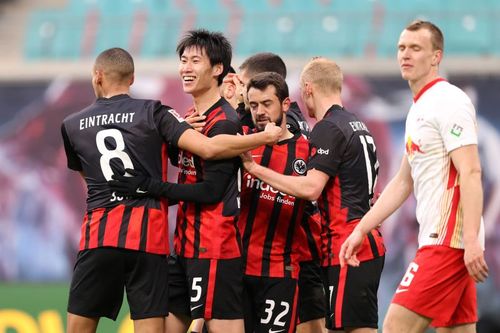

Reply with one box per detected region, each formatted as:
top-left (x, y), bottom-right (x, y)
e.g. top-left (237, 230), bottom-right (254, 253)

top-left (427, 81), bottom-right (471, 104)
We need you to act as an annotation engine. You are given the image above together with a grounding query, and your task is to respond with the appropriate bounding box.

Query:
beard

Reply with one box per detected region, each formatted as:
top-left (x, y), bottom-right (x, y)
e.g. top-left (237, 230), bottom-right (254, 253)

top-left (255, 112), bottom-right (284, 132)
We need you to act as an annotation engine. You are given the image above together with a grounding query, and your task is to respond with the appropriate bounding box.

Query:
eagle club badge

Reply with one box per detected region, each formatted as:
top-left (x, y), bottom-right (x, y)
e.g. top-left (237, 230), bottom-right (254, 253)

top-left (293, 158), bottom-right (307, 175)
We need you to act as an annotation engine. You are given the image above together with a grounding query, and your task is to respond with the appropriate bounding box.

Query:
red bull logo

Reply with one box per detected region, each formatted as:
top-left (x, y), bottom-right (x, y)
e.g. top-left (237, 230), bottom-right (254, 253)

top-left (406, 136), bottom-right (424, 160)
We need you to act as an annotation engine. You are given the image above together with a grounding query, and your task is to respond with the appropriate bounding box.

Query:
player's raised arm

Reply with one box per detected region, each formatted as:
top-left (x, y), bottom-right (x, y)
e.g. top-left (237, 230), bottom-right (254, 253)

top-left (178, 122), bottom-right (281, 160)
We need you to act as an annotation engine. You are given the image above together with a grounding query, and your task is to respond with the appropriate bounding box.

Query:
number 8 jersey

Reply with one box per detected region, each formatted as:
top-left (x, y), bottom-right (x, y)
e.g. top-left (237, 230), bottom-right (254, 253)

top-left (61, 94), bottom-right (191, 255)
top-left (307, 104), bottom-right (385, 266)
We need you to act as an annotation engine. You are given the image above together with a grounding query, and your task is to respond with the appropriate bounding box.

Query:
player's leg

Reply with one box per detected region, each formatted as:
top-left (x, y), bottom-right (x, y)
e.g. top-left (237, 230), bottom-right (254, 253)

top-left (190, 318), bottom-right (206, 333)
top-left (383, 303), bottom-right (431, 333)
top-left (124, 250), bottom-right (169, 333)
top-left (205, 318), bottom-right (245, 333)
top-left (67, 248), bottom-right (126, 333)
top-left (186, 257), bottom-right (245, 333)
top-left (133, 317), bottom-right (165, 333)
top-left (324, 256), bottom-right (384, 332)
top-left (252, 276), bottom-right (299, 333)
top-left (165, 255), bottom-right (192, 333)
top-left (66, 314), bottom-right (98, 333)
top-left (389, 246), bottom-right (477, 333)
top-left (296, 260), bottom-right (326, 333)
top-left (436, 323), bottom-right (476, 333)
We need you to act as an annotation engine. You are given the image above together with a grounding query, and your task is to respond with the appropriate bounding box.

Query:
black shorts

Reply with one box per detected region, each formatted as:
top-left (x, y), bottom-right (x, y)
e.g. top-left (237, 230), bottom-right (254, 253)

top-left (298, 260), bottom-right (326, 323)
top-left (68, 247), bottom-right (169, 320)
top-left (168, 255), bottom-right (244, 320)
top-left (243, 275), bottom-right (299, 333)
top-left (322, 255), bottom-right (384, 330)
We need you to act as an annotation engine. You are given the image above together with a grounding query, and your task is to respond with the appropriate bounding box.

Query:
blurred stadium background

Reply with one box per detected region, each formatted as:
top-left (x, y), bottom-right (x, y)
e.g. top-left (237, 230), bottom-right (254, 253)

top-left (0, 0), bottom-right (499, 332)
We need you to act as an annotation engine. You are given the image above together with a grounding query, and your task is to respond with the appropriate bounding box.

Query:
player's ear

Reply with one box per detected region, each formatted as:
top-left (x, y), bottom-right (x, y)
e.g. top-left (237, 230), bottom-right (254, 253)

top-left (129, 74), bottom-right (135, 86)
top-left (213, 63), bottom-right (223, 77)
top-left (282, 97), bottom-right (291, 113)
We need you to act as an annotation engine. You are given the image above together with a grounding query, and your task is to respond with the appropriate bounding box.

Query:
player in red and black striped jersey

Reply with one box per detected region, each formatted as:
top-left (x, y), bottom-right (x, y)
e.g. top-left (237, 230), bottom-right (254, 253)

top-left (62, 48), bottom-right (281, 333)
top-left (242, 58), bottom-right (385, 332)
top-left (239, 72), bottom-right (307, 333)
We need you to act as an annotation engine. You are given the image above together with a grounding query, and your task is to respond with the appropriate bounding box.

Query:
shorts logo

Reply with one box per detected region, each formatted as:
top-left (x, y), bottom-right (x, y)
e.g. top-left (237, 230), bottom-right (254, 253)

top-left (292, 158), bottom-right (307, 175)
top-left (269, 329), bottom-right (285, 333)
top-left (190, 303), bottom-right (203, 312)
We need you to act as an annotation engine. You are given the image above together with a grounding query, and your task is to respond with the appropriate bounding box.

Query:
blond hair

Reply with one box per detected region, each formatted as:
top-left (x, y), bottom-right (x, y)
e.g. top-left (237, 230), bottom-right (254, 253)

top-left (301, 57), bottom-right (343, 95)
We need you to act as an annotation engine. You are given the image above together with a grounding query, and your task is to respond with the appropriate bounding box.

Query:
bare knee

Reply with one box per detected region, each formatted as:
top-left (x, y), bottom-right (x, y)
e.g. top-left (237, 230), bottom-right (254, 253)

top-left (66, 313), bottom-right (98, 333)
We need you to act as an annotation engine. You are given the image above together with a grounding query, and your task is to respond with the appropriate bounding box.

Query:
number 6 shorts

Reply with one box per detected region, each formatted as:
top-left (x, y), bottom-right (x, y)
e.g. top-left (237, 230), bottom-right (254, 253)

top-left (392, 245), bottom-right (477, 328)
top-left (168, 255), bottom-right (244, 320)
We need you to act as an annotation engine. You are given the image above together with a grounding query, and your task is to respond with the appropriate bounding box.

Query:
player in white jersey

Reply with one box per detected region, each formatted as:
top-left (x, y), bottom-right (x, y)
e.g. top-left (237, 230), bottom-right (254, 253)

top-left (339, 20), bottom-right (488, 333)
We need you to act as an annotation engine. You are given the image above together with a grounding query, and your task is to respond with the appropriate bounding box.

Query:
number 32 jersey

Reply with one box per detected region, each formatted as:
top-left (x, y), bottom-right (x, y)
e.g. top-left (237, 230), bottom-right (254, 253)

top-left (307, 104), bottom-right (385, 266)
top-left (61, 94), bottom-right (191, 255)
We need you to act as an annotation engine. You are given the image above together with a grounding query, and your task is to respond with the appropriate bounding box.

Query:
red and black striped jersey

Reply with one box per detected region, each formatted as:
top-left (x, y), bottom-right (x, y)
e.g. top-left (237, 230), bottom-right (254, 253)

top-left (296, 202), bottom-right (322, 263)
top-left (307, 105), bottom-right (385, 266)
top-left (174, 98), bottom-right (242, 259)
top-left (61, 94), bottom-right (191, 255)
top-left (239, 132), bottom-right (310, 279)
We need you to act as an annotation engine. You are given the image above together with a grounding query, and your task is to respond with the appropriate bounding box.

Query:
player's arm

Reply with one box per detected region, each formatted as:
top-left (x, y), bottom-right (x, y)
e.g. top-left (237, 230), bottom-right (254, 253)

top-left (108, 163), bottom-right (233, 204)
top-left (450, 144), bottom-right (488, 282)
top-left (339, 155), bottom-right (413, 267)
top-left (177, 123), bottom-right (281, 160)
top-left (243, 155), bottom-right (329, 200)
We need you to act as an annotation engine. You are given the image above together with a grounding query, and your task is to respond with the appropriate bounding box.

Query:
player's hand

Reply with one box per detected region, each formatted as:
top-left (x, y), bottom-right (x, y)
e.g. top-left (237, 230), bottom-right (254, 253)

top-left (339, 229), bottom-right (364, 267)
top-left (108, 168), bottom-right (151, 197)
top-left (185, 112), bottom-right (206, 132)
top-left (263, 122), bottom-right (282, 145)
top-left (224, 73), bottom-right (245, 104)
top-left (240, 150), bottom-right (256, 172)
top-left (464, 240), bottom-right (489, 283)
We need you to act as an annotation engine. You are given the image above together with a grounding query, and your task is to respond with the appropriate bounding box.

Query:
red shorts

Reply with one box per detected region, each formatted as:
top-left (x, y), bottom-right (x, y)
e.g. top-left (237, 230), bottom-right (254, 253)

top-left (392, 245), bottom-right (477, 327)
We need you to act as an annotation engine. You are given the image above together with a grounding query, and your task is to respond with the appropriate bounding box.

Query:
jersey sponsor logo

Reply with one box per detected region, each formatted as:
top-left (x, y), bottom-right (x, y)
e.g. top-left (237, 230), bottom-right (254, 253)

top-left (450, 123), bottom-right (463, 137)
top-left (405, 136), bottom-right (424, 161)
top-left (245, 174), bottom-right (295, 206)
top-left (180, 155), bottom-right (195, 168)
top-left (168, 108), bottom-right (185, 123)
top-left (292, 158), bottom-right (307, 175)
top-left (317, 148), bottom-right (330, 155)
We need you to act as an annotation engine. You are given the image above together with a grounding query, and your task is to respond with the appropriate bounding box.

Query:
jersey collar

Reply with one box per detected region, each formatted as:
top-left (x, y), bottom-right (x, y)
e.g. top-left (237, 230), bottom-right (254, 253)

top-left (413, 78), bottom-right (446, 103)
top-left (324, 104), bottom-right (344, 118)
top-left (96, 94), bottom-right (130, 103)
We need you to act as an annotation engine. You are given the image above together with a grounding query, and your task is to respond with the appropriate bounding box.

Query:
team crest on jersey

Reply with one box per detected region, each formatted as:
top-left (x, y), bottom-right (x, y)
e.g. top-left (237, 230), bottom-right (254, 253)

top-left (168, 108), bottom-right (185, 123)
top-left (293, 158), bottom-right (307, 175)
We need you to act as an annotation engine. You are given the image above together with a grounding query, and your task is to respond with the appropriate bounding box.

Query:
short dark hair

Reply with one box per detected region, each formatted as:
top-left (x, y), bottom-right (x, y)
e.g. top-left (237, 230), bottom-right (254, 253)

top-left (405, 20), bottom-right (444, 51)
top-left (176, 29), bottom-right (232, 85)
top-left (247, 72), bottom-right (289, 103)
top-left (239, 52), bottom-right (287, 79)
top-left (94, 47), bottom-right (134, 83)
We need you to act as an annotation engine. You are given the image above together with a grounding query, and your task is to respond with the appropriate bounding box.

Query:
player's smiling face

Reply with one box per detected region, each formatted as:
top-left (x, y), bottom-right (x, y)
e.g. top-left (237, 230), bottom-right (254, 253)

top-left (248, 85), bottom-right (289, 132)
top-left (179, 46), bottom-right (221, 97)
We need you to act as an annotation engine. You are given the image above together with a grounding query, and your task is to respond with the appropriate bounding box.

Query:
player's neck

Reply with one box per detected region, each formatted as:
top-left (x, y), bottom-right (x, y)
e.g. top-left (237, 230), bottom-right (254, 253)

top-left (315, 96), bottom-right (343, 121)
top-left (192, 86), bottom-right (221, 115)
top-left (278, 128), bottom-right (294, 142)
top-left (409, 71), bottom-right (440, 98)
top-left (98, 85), bottom-right (130, 99)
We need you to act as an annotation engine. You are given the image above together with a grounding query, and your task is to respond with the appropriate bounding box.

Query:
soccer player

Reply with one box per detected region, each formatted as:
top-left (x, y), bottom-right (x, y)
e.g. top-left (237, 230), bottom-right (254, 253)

top-left (238, 72), bottom-right (309, 333)
top-left (226, 52), bottom-right (311, 137)
top-left (61, 47), bottom-right (280, 333)
top-left (241, 57), bottom-right (385, 332)
top-left (340, 20), bottom-right (488, 333)
top-left (226, 53), bottom-right (326, 332)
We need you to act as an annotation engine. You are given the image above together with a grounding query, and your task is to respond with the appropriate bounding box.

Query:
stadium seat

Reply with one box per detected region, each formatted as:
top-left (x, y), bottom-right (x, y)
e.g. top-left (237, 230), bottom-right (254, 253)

top-left (24, 10), bottom-right (86, 59)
